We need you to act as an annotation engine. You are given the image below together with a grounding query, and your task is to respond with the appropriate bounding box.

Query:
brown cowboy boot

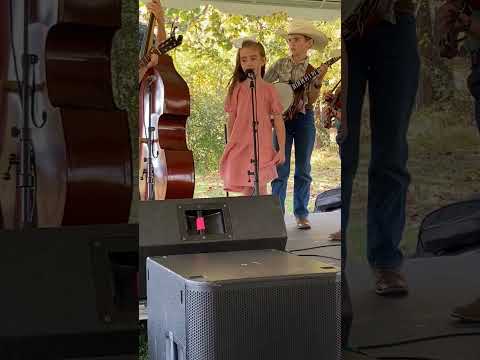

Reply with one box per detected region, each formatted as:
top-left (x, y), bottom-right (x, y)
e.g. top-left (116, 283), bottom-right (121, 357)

top-left (296, 217), bottom-right (311, 230)
top-left (374, 269), bottom-right (408, 296)
top-left (451, 297), bottom-right (480, 322)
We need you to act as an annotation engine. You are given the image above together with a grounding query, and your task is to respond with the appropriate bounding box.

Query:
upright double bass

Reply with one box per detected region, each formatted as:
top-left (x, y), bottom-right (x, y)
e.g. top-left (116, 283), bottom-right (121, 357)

top-left (138, 12), bottom-right (195, 201)
top-left (0, 0), bottom-right (133, 229)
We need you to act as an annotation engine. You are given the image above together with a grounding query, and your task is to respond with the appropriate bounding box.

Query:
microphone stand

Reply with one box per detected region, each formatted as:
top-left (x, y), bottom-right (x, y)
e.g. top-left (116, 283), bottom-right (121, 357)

top-left (224, 124), bottom-right (229, 197)
top-left (246, 71), bottom-right (260, 196)
top-left (18, 0), bottom-right (35, 228)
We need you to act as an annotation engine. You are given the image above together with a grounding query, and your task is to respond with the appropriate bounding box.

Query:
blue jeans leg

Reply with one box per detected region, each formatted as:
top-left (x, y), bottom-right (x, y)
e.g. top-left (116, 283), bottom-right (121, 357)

top-left (342, 36), bottom-right (368, 269)
top-left (343, 14), bottom-right (419, 270)
top-left (272, 122), bottom-right (294, 214)
top-left (366, 14), bottom-right (419, 269)
top-left (293, 110), bottom-right (316, 218)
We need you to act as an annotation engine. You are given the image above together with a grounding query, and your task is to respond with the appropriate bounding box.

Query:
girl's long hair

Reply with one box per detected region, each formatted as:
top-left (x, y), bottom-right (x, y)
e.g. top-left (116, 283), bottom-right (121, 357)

top-left (227, 40), bottom-right (266, 99)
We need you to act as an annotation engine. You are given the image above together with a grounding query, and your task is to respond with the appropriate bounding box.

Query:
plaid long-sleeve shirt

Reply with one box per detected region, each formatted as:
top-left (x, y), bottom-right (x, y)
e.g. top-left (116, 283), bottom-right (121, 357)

top-left (342, 0), bottom-right (416, 40)
top-left (264, 56), bottom-right (321, 114)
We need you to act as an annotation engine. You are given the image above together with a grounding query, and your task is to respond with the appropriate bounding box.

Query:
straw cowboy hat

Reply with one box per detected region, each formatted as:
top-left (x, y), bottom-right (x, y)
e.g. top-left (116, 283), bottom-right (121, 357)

top-left (278, 20), bottom-right (329, 51)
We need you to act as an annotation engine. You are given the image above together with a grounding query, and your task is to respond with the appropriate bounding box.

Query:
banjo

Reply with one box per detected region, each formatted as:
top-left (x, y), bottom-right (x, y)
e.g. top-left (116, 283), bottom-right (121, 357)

top-left (274, 56), bottom-right (340, 121)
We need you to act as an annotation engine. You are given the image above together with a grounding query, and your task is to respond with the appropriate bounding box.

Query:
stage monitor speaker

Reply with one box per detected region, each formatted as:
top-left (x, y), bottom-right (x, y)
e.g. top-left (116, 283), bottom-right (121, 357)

top-left (139, 195), bottom-right (287, 299)
top-left (0, 224), bottom-right (138, 359)
top-left (147, 249), bottom-right (340, 360)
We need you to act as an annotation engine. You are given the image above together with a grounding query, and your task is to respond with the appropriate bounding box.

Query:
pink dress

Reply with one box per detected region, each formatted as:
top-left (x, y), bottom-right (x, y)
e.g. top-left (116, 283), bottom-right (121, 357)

top-left (220, 78), bottom-right (284, 193)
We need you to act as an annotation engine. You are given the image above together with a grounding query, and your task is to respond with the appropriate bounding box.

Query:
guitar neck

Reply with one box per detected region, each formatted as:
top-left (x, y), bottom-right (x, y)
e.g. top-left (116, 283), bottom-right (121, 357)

top-left (291, 68), bottom-right (322, 91)
top-left (139, 48), bottom-right (159, 69)
top-left (291, 56), bottom-right (340, 91)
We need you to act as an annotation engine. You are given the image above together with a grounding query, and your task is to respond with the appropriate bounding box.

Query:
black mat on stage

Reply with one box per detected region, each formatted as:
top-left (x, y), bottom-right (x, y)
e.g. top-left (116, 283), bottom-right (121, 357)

top-left (346, 251), bottom-right (480, 360)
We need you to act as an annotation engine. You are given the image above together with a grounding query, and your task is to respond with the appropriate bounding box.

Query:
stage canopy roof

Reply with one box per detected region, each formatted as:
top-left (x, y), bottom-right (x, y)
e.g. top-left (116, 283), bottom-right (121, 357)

top-left (163, 0), bottom-right (340, 21)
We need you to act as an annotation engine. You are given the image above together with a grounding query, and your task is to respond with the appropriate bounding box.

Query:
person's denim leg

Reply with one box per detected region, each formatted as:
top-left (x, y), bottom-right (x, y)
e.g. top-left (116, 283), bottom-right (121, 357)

top-left (292, 110), bottom-right (316, 218)
top-left (341, 35), bottom-right (369, 349)
top-left (272, 122), bottom-right (294, 213)
top-left (366, 14), bottom-right (420, 270)
top-left (341, 38), bottom-right (369, 266)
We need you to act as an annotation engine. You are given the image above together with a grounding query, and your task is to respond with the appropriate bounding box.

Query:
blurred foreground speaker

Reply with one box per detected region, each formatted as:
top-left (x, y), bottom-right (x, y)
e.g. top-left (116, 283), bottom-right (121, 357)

top-left (139, 195), bottom-right (287, 299)
top-left (0, 224), bottom-right (138, 359)
top-left (147, 249), bottom-right (340, 360)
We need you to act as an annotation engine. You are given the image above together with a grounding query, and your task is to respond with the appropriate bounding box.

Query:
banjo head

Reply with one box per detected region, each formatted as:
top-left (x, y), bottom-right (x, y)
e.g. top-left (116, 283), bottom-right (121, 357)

top-left (273, 82), bottom-right (294, 113)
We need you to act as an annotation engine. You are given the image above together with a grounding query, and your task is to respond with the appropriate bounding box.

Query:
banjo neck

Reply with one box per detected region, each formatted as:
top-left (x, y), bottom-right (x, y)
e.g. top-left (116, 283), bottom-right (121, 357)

top-left (290, 56), bottom-right (340, 91)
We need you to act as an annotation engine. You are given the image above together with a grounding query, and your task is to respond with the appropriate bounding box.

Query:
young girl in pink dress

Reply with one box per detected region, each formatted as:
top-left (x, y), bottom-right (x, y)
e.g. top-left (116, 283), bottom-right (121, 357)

top-left (220, 40), bottom-right (286, 196)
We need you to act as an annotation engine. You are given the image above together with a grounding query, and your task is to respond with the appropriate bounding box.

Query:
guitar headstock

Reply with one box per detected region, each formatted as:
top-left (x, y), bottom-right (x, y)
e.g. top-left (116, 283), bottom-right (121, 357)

top-left (325, 56), bottom-right (341, 67)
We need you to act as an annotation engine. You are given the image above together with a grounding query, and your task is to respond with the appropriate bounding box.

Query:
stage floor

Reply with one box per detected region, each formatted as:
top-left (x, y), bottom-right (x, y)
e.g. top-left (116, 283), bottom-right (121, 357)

top-left (284, 210), bottom-right (341, 267)
top-left (284, 211), bottom-right (480, 359)
top-left (346, 251), bottom-right (480, 360)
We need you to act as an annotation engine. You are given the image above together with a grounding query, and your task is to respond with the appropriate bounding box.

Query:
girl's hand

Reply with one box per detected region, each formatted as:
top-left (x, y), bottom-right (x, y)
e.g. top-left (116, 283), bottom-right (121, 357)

top-left (146, 0), bottom-right (164, 20)
top-left (274, 150), bottom-right (285, 166)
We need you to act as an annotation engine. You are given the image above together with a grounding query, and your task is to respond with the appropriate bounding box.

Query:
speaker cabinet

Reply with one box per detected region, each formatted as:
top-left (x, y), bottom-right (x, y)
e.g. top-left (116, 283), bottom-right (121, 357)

top-left (147, 249), bottom-right (340, 360)
top-left (139, 196), bottom-right (287, 299)
top-left (0, 224), bottom-right (138, 359)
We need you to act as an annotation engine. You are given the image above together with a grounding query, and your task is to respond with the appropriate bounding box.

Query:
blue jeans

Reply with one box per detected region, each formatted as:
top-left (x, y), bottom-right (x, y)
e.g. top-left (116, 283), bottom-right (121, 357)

top-left (467, 58), bottom-right (480, 133)
top-left (272, 110), bottom-right (316, 218)
top-left (342, 14), bottom-right (420, 270)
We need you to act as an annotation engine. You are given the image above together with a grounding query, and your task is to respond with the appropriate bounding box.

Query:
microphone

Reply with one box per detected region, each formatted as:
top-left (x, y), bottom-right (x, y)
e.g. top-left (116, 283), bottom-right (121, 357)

top-left (245, 69), bottom-right (255, 79)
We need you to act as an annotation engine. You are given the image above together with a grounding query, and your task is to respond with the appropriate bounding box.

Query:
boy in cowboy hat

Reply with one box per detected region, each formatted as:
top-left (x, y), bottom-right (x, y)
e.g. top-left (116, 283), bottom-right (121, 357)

top-left (264, 20), bottom-right (329, 230)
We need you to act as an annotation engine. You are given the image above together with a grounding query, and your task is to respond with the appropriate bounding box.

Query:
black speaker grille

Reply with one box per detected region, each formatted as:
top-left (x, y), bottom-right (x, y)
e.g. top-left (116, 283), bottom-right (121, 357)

top-left (336, 278), bottom-right (341, 358)
top-left (185, 279), bottom-right (338, 360)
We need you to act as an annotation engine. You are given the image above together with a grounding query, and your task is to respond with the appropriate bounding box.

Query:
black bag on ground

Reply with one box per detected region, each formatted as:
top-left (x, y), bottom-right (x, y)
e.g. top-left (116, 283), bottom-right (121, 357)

top-left (416, 199), bottom-right (480, 257)
top-left (314, 187), bottom-right (341, 213)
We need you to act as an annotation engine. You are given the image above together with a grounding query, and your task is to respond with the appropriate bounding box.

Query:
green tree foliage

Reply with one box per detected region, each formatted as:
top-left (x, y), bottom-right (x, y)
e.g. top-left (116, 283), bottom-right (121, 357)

top-left (139, 2), bottom-right (340, 174)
